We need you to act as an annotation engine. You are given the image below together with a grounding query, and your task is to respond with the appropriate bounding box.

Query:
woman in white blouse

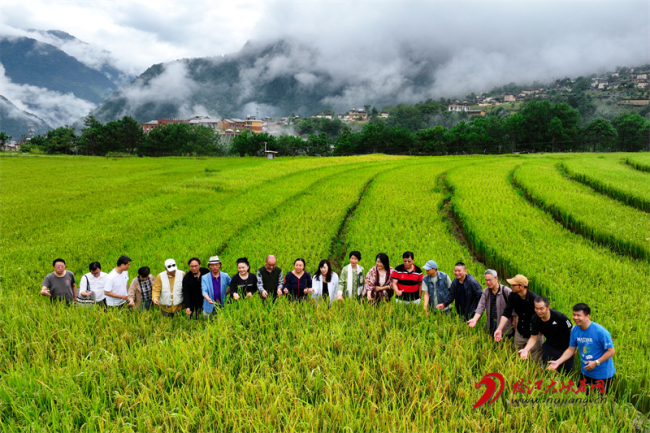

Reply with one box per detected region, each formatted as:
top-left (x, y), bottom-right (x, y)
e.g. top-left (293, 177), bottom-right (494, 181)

top-left (312, 259), bottom-right (340, 306)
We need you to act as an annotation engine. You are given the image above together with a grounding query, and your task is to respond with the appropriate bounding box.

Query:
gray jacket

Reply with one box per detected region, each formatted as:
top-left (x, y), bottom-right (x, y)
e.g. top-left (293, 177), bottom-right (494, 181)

top-left (475, 284), bottom-right (516, 335)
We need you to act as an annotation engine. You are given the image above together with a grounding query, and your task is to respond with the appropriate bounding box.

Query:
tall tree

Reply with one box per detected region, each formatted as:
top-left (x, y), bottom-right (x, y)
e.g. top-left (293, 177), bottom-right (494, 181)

top-left (611, 113), bottom-right (650, 152)
top-left (583, 118), bottom-right (617, 152)
top-left (0, 132), bottom-right (12, 147)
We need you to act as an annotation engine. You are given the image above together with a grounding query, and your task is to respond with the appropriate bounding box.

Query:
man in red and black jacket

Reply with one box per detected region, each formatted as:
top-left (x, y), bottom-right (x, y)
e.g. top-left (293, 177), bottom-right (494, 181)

top-left (392, 251), bottom-right (424, 305)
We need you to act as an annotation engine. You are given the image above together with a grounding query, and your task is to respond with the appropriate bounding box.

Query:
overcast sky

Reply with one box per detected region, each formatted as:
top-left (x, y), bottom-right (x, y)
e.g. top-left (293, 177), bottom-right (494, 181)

top-left (1, 0), bottom-right (649, 124)
top-left (3, 1), bottom-right (648, 77)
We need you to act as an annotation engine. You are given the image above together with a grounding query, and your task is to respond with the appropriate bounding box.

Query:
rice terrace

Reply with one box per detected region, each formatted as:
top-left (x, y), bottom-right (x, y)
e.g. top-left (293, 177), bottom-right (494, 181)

top-left (1, 152), bottom-right (649, 432)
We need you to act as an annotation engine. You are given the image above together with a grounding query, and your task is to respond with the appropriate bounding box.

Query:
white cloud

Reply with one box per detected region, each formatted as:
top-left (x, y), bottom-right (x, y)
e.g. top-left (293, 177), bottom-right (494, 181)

top-left (1, 0), bottom-right (648, 121)
top-left (0, 64), bottom-right (95, 127)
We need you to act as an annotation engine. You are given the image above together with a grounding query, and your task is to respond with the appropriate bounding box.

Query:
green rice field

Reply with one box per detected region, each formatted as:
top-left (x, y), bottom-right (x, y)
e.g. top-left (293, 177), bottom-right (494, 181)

top-left (0, 153), bottom-right (649, 432)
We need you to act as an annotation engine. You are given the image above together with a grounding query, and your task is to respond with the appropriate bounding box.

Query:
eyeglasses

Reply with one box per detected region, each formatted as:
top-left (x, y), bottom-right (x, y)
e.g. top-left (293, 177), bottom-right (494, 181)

top-left (91, 271), bottom-right (101, 276)
top-left (167, 265), bottom-right (176, 269)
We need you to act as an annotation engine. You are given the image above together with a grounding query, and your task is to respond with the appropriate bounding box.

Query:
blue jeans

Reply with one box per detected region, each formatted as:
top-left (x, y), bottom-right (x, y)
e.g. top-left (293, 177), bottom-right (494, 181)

top-left (140, 300), bottom-right (152, 311)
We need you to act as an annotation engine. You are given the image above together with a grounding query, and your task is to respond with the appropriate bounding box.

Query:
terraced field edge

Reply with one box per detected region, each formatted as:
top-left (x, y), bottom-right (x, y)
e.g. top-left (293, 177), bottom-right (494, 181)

top-left (560, 161), bottom-right (650, 212)
top-left (624, 157), bottom-right (650, 173)
top-left (511, 166), bottom-right (649, 262)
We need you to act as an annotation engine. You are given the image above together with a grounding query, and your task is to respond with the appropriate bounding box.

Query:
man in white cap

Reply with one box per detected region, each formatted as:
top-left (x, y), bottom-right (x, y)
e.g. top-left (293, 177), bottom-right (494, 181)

top-left (201, 255), bottom-right (232, 319)
top-left (152, 258), bottom-right (185, 317)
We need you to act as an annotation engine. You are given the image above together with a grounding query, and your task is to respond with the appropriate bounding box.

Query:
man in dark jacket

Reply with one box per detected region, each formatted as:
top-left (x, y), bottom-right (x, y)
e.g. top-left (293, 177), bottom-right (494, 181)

top-left (183, 257), bottom-right (209, 319)
top-left (494, 274), bottom-right (543, 362)
top-left (257, 255), bottom-right (283, 301)
top-left (436, 262), bottom-right (483, 320)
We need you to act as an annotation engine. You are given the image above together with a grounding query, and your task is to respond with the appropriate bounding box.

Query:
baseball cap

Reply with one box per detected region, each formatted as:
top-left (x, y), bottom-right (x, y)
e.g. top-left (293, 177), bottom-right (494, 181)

top-left (423, 260), bottom-right (438, 270)
top-left (506, 274), bottom-right (529, 287)
top-left (164, 259), bottom-right (177, 271)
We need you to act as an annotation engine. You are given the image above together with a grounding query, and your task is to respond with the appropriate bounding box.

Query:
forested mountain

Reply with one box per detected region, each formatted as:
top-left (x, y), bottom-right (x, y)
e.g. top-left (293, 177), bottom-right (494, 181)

top-left (90, 39), bottom-right (437, 123)
top-left (0, 37), bottom-right (117, 104)
top-left (0, 95), bottom-right (50, 138)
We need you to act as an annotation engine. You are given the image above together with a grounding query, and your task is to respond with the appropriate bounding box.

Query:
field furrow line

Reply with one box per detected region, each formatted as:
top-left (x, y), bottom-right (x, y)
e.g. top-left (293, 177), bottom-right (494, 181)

top-left (511, 160), bottom-right (650, 261)
top-left (561, 156), bottom-right (650, 212)
top-left (624, 155), bottom-right (650, 173)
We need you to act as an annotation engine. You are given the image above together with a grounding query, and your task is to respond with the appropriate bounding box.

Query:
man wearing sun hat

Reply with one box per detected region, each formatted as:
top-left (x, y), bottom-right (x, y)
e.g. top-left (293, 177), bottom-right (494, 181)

top-left (201, 255), bottom-right (231, 319)
top-left (152, 258), bottom-right (185, 317)
top-left (494, 274), bottom-right (543, 362)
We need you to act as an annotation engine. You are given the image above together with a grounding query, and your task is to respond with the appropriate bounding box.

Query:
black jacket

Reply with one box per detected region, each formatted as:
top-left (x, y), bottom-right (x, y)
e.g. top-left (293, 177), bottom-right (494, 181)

top-left (443, 273), bottom-right (483, 320)
top-left (182, 267), bottom-right (210, 312)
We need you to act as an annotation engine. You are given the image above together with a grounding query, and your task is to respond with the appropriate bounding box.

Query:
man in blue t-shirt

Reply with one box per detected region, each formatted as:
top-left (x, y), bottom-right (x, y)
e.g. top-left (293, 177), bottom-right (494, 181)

top-left (548, 303), bottom-right (616, 392)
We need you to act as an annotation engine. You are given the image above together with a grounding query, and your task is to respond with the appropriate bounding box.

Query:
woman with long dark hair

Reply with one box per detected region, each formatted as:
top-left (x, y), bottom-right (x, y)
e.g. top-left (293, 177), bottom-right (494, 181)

top-left (283, 258), bottom-right (313, 301)
top-left (365, 253), bottom-right (395, 303)
top-left (312, 259), bottom-right (340, 306)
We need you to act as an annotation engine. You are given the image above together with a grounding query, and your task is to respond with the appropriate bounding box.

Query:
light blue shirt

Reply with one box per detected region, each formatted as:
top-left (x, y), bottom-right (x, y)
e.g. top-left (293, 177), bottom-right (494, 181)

top-left (569, 321), bottom-right (615, 379)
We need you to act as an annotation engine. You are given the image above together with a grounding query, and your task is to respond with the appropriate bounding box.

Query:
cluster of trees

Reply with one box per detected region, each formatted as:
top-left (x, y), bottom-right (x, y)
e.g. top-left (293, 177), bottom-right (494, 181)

top-left (23, 115), bottom-right (225, 156)
top-left (242, 101), bottom-right (647, 157)
top-left (16, 100), bottom-right (649, 157)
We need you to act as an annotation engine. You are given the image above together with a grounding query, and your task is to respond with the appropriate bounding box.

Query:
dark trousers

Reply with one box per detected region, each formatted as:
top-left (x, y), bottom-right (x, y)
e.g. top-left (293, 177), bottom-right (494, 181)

top-left (581, 373), bottom-right (615, 394)
top-left (542, 343), bottom-right (575, 374)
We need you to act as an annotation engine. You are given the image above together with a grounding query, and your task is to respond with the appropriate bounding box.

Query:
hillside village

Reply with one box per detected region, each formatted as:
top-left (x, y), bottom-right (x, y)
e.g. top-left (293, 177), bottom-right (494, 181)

top-left (137, 107), bottom-right (390, 138)
top-left (134, 66), bottom-right (650, 139)
top-left (2, 65), bottom-right (649, 151)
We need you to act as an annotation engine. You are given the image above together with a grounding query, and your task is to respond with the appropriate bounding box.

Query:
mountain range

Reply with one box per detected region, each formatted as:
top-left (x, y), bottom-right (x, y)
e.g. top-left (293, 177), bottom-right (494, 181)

top-left (0, 30), bottom-right (133, 138)
top-left (0, 95), bottom-right (50, 138)
top-left (90, 38), bottom-right (439, 124)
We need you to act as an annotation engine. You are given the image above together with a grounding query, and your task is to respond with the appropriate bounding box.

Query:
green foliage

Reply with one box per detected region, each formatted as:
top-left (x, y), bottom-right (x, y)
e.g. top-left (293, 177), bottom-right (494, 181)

top-left (305, 132), bottom-right (331, 156)
top-left (517, 100), bottom-right (582, 151)
top-left (567, 91), bottom-right (596, 121)
top-left (274, 133), bottom-right (304, 156)
top-left (139, 123), bottom-right (224, 156)
top-left (571, 77), bottom-right (592, 93)
top-left (295, 118), bottom-right (346, 140)
top-left (230, 131), bottom-right (276, 157)
top-left (78, 115), bottom-right (146, 155)
top-left (611, 113), bottom-right (650, 152)
top-left (416, 126), bottom-right (448, 154)
top-left (385, 104), bottom-right (427, 131)
top-left (0, 131), bottom-right (11, 146)
top-left (333, 129), bottom-right (357, 156)
top-left (43, 126), bottom-right (78, 154)
top-left (583, 117), bottom-right (618, 152)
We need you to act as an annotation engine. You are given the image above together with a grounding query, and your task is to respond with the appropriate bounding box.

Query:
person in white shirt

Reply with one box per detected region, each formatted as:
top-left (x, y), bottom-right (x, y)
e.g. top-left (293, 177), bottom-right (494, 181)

top-left (312, 259), bottom-right (340, 306)
top-left (104, 256), bottom-right (131, 308)
top-left (77, 262), bottom-right (109, 307)
top-left (337, 251), bottom-right (365, 300)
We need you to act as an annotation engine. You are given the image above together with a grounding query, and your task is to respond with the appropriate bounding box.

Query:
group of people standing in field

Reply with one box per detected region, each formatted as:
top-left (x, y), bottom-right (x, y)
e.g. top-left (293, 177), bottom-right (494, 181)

top-left (40, 250), bottom-right (616, 392)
